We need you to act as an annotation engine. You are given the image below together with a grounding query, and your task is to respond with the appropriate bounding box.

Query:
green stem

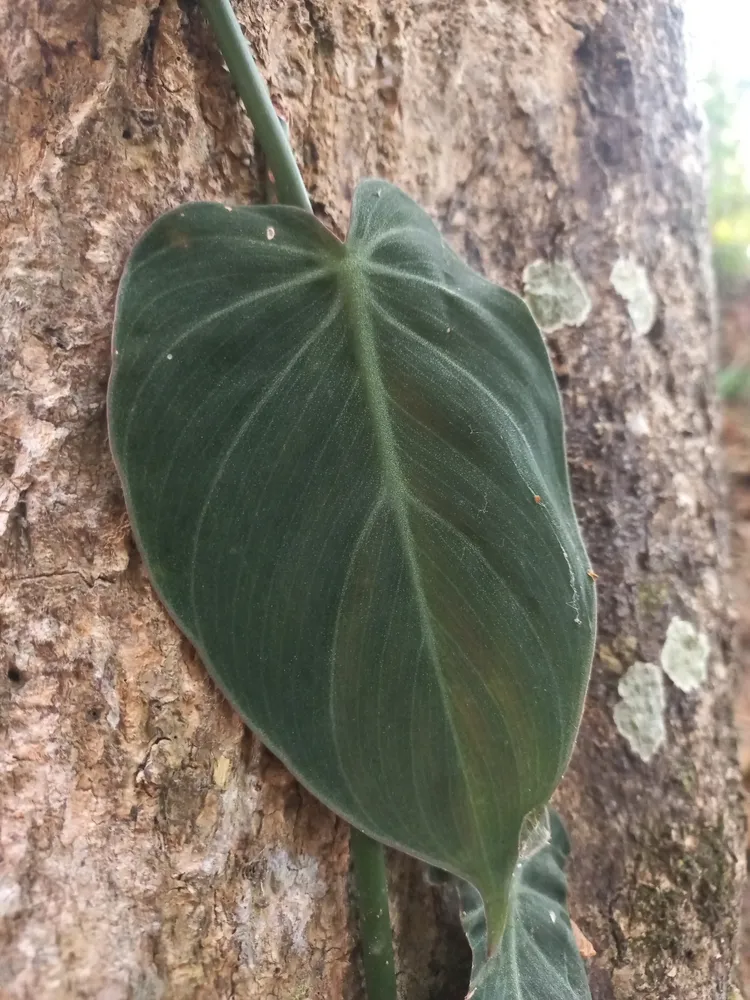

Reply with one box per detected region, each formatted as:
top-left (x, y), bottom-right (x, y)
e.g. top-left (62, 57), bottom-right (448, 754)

top-left (198, 9), bottom-right (396, 999)
top-left (350, 827), bottom-right (398, 1000)
top-left (198, 0), bottom-right (311, 212)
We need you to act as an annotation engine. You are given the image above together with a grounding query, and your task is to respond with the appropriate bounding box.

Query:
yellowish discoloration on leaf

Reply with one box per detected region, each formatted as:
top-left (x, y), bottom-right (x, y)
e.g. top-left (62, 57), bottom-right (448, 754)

top-left (167, 228), bottom-right (191, 249)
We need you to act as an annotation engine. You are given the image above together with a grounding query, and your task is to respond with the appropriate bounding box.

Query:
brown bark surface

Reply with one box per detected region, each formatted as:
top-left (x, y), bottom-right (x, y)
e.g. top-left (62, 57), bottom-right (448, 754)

top-left (0, 1), bottom-right (743, 998)
top-left (722, 292), bottom-right (750, 991)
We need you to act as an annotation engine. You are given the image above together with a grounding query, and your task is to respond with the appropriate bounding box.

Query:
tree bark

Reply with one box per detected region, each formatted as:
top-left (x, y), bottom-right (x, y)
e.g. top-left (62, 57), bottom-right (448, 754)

top-left (0, 1), bottom-right (743, 999)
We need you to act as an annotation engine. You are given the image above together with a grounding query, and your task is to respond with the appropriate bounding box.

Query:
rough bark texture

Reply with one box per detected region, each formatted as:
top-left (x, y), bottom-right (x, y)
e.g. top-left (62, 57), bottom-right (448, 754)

top-left (722, 292), bottom-right (750, 990)
top-left (0, 1), bottom-right (744, 998)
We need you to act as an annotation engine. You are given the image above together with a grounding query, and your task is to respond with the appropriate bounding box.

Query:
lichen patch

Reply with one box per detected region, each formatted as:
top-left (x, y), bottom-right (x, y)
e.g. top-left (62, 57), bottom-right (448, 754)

top-left (613, 661), bottom-right (666, 762)
top-left (610, 257), bottom-right (657, 336)
top-left (0, 876), bottom-right (22, 918)
top-left (235, 848), bottom-right (326, 967)
top-left (522, 259), bottom-right (592, 332)
top-left (660, 616), bottom-right (710, 693)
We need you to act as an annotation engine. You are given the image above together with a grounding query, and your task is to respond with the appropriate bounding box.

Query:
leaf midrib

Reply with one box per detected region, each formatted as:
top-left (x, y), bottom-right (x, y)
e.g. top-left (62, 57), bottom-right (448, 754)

top-left (337, 249), bottom-right (501, 924)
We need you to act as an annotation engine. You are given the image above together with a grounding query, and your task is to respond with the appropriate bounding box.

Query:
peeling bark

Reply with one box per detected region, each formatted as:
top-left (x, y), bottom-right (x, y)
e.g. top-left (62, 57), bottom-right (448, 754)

top-left (0, 1), bottom-right (743, 998)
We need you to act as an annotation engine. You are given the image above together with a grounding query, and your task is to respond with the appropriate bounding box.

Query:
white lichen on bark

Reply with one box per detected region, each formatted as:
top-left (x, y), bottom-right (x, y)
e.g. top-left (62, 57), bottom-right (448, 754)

top-left (522, 260), bottom-right (592, 332)
top-left (660, 617), bottom-right (710, 693)
top-left (613, 661), bottom-right (667, 763)
top-left (610, 257), bottom-right (658, 336)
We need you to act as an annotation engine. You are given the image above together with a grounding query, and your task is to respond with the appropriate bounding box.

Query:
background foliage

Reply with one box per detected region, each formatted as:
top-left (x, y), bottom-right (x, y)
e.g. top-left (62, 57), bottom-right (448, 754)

top-left (704, 71), bottom-right (750, 293)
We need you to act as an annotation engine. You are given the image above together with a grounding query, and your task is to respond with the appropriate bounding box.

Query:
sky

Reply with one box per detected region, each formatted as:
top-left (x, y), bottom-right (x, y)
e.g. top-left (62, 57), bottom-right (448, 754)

top-left (683, 0), bottom-right (750, 83)
top-left (683, 0), bottom-right (750, 169)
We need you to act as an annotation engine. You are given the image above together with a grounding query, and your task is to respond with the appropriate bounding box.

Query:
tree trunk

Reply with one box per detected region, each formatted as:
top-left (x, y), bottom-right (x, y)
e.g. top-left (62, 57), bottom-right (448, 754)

top-left (0, 1), bottom-right (743, 998)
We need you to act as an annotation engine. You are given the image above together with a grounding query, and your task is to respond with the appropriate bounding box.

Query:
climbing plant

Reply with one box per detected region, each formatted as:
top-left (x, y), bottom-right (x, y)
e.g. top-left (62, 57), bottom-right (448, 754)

top-left (107, 2), bottom-right (597, 998)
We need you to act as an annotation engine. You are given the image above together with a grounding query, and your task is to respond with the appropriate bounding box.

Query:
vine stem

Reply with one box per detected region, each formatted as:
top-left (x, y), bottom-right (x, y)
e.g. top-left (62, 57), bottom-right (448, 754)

top-left (197, 4), bottom-right (397, 999)
top-left (350, 827), bottom-right (399, 1000)
top-left (198, 0), bottom-right (311, 212)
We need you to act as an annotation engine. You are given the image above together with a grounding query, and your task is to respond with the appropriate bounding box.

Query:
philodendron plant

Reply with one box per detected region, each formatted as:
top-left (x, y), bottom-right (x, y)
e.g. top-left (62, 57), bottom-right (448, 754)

top-left (107, 2), bottom-right (597, 998)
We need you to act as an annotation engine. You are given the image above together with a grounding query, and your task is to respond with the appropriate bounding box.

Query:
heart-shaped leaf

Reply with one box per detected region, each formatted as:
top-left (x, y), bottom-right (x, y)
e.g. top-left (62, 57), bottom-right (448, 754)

top-left (460, 811), bottom-right (592, 999)
top-left (109, 180), bottom-right (595, 954)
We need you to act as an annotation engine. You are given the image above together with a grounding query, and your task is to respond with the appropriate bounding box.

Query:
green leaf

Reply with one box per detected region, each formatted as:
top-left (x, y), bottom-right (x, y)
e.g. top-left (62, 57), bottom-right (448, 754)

top-left (108, 180), bottom-right (595, 954)
top-left (718, 363), bottom-right (750, 402)
top-left (460, 811), bottom-right (592, 1000)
